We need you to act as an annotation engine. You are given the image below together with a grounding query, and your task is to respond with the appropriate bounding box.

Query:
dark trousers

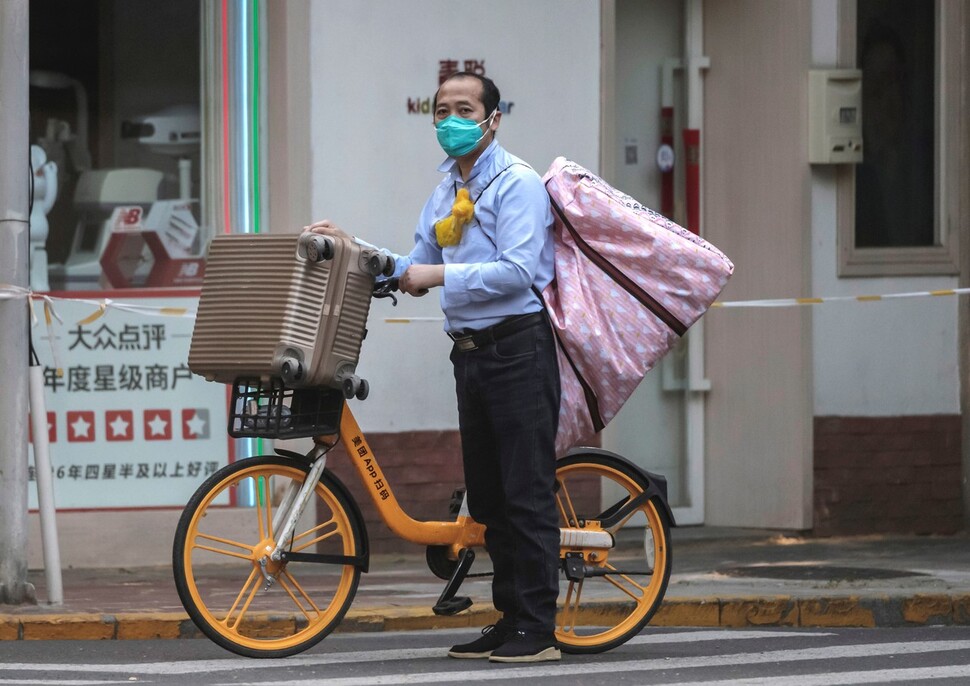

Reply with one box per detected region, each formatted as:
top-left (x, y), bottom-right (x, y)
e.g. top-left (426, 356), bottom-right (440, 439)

top-left (450, 315), bottom-right (561, 635)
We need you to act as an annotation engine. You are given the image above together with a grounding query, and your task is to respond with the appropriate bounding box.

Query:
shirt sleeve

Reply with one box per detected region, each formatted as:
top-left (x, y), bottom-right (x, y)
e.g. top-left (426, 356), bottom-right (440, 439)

top-left (442, 170), bottom-right (551, 308)
top-left (356, 193), bottom-right (443, 278)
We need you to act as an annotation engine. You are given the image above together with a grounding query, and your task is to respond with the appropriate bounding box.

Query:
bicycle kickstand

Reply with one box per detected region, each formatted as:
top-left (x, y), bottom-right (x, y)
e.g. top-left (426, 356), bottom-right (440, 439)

top-left (432, 548), bottom-right (475, 616)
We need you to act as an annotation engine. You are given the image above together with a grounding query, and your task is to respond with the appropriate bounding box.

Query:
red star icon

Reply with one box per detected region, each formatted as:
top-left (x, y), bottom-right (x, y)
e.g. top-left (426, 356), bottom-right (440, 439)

top-left (66, 410), bottom-right (96, 442)
top-left (105, 410), bottom-right (134, 442)
top-left (182, 409), bottom-right (210, 440)
top-left (143, 409), bottom-right (172, 441)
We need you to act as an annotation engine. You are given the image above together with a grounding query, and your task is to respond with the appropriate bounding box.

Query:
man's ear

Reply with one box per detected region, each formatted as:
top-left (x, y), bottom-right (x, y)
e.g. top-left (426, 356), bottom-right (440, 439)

top-left (490, 111), bottom-right (502, 133)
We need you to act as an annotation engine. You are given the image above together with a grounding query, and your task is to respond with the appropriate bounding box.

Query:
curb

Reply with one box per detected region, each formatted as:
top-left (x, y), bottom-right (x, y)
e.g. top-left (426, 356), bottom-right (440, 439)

top-left (3, 595), bottom-right (970, 640)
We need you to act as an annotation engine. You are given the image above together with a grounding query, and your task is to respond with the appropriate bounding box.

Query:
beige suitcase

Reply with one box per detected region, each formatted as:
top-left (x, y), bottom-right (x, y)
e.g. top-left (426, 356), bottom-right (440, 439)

top-left (188, 232), bottom-right (392, 399)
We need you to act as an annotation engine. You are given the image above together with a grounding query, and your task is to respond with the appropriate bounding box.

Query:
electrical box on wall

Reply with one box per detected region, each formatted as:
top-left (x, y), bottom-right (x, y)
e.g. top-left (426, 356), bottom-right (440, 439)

top-left (808, 69), bottom-right (863, 164)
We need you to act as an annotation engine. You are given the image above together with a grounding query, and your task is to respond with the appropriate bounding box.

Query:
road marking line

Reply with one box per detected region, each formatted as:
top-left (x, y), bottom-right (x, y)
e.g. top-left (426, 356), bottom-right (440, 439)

top-left (624, 629), bottom-right (834, 644)
top-left (0, 648), bottom-right (441, 675)
top-left (219, 640), bottom-right (970, 686)
top-left (663, 664), bottom-right (970, 685)
top-left (0, 629), bottom-right (827, 675)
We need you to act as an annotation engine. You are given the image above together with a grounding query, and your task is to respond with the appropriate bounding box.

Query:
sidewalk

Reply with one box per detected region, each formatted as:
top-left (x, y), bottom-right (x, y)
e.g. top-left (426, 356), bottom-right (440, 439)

top-left (3, 527), bottom-right (970, 640)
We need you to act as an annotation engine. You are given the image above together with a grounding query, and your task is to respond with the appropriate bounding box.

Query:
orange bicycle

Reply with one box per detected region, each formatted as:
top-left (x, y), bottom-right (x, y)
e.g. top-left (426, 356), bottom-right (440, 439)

top-left (172, 283), bottom-right (674, 658)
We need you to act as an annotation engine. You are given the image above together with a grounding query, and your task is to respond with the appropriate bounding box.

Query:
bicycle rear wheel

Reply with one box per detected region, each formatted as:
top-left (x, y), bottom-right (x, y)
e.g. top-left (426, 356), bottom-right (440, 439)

top-left (173, 455), bottom-right (366, 658)
top-left (554, 451), bottom-right (672, 654)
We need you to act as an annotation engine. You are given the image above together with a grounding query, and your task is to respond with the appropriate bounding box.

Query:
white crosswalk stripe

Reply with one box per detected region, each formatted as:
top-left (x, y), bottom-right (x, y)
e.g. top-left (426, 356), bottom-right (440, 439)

top-left (3, 629), bottom-right (970, 685)
top-left (660, 665), bottom-right (970, 686)
top-left (230, 640), bottom-right (970, 686)
top-left (0, 630), bottom-right (828, 675)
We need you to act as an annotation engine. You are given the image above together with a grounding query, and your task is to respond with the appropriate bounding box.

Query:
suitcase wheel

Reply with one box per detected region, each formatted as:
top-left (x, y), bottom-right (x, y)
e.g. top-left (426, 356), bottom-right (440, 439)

top-left (280, 356), bottom-right (305, 384)
top-left (363, 252), bottom-right (395, 277)
top-left (298, 233), bottom-right (335, 262)
top-left (341, 375), bottom-right (369, 401)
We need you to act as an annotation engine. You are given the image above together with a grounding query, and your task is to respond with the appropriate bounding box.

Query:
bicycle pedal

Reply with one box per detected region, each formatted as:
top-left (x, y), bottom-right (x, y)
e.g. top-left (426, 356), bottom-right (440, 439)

top-left (432, 596), bottom-right (472, 616)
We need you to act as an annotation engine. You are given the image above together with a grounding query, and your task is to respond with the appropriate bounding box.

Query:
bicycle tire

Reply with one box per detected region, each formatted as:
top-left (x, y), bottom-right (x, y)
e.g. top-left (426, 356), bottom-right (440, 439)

top-left (554, 450), bottom-right (673, 654)
top-left (173, 455), bottom-right (366, 658)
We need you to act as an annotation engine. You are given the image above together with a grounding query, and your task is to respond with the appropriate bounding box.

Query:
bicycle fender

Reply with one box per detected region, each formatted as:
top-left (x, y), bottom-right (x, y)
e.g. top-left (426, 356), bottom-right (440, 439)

top-left (274, 447), bottom-right (314, 465)
top-left (562, 447), bottom-right (677, 527)
top-left (321, 468), bottom-right (371, 573)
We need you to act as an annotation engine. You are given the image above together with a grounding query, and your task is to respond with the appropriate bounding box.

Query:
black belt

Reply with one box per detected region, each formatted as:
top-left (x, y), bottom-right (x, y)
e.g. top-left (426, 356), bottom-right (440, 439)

top-left (448, 311), bottom-right (545, 353)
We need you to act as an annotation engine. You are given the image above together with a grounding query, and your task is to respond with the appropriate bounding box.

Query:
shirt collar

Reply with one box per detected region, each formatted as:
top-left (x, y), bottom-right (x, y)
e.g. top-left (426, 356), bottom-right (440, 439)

top-left (437, 139), bottom-right (501, 182)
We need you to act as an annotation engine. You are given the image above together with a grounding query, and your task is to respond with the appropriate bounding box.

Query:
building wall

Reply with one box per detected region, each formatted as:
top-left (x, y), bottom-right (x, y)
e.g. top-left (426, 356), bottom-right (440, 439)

top-left (702, 0), bottom-right (815, 529)
top-left (810, 1), bottom-right (959, 420)
top-left (809, 0), bottom-right (964, 535)
top-left (813, 415), bottom-right (963, 535)
top-left (603, 0), bottom-right (690, 507)
top-left (306, 0), bottom-right (602, 436)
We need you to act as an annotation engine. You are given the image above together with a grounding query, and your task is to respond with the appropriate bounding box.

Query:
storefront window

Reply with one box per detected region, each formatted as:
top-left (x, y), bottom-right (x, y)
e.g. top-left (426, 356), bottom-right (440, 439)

top-left (24, 1), bottom-right (269, 511)
top-left (28, 0), bottom-right (203, 292)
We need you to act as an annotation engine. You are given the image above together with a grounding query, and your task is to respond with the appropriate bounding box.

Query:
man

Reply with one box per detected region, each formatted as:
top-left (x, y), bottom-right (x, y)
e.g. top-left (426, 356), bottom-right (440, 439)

top-left (305, 72), bottom-right (561, 663)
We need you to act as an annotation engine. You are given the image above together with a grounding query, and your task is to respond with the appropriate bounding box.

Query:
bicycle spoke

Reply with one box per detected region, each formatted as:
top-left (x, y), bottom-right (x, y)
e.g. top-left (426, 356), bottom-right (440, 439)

top-left (195, 531), bottom-right (252, 552)
top-left (604, 506), bottom-right (642, 533)
top-left (278, 575), bottom-right (312, 621)
top-left (279, 569), bottom-right (323, 621)
top-left (221, 567), bottom-right (262, 631)
top-left (255, 476), bottom-right (268, 541)
top-left (193, 544), bottom-right (253, 562)
top-left (602, 565), bottom-right (647, 601)
top-left (556, 480), bottom-right (580, 527)
top-left (264, 475), bottom-right (275, 540)
top-left (291, 518), bottom-right (340, 553)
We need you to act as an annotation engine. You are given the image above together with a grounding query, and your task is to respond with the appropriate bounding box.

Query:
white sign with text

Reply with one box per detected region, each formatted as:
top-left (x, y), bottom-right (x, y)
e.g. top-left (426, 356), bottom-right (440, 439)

top-left (27, 294), bottom-right (232, 509)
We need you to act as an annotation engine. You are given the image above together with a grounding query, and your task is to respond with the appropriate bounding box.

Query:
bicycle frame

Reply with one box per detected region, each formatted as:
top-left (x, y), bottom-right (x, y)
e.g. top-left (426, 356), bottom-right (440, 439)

top-left (267, 403), bottom-right (615, 569)
top-left (333, 406), bottom-right (488, 553)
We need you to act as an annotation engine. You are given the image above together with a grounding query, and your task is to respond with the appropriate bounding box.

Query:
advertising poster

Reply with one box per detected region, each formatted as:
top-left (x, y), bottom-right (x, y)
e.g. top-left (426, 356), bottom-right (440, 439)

top-left (27, 293), bottom-right (231, 509)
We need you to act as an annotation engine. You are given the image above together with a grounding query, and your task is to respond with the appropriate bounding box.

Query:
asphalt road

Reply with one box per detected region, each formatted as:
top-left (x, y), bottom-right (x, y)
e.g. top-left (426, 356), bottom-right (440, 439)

top-left (3, 626), bottom-right (970, 685)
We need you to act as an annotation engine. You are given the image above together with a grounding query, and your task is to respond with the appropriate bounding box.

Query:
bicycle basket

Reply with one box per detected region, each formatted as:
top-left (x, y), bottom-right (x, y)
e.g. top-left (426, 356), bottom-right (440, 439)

top-left (228, 377), bottom-right (344, 439)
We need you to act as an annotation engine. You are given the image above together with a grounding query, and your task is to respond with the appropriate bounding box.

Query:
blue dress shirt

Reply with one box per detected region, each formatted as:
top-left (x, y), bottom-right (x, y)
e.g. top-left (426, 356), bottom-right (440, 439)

top-left (389, 140), bottom-right (555, 332)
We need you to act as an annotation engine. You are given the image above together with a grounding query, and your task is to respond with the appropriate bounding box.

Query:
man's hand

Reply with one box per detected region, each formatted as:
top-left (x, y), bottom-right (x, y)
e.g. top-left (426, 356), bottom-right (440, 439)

top-left (399, 264), bottom-right (445, 297)
top-left (303, 219), bottom-right (351, 241)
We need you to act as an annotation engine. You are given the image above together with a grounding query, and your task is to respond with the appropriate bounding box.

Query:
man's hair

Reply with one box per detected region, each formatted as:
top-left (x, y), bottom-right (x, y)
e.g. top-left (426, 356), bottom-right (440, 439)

top-left (433, 72), bottom-right (501, 115)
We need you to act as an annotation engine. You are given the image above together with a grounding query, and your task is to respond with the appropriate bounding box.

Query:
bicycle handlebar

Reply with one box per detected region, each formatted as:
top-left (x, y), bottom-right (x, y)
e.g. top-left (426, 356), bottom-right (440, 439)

top-left (372, 277), bottom-right (400, 305)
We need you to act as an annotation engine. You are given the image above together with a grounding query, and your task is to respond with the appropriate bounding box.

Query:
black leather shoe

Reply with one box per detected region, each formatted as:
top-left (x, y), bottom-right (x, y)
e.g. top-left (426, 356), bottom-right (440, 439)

top-left (447, 623), bottom-right (515, 659)
top-left (488, 630), bottom-right (561, 663)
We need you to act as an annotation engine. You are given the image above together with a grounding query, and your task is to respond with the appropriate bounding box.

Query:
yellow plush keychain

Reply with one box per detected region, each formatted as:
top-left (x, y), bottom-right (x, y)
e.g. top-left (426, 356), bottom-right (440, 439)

top-left (434, 187), bottom-right (475, 247)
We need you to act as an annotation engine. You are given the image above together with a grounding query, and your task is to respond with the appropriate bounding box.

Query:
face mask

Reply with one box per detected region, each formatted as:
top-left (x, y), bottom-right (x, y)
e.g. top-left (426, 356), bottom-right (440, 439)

top-left (435, 110), bottom-right (496, 158)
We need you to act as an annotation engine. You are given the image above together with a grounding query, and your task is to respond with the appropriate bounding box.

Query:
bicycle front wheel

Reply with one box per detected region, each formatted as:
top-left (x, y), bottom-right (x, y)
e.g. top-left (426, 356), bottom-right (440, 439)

top-left (173, 455), bottom-right (365, 658)
top-left (554, 451), bottom-right (673, 654)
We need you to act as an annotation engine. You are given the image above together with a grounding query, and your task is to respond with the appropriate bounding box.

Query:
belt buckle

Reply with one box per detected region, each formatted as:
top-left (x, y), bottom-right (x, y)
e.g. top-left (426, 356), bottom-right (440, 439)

top-left (455, 337), bottom-right (477, 352)
top-left (449, 332), bottom-right (478, 352)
